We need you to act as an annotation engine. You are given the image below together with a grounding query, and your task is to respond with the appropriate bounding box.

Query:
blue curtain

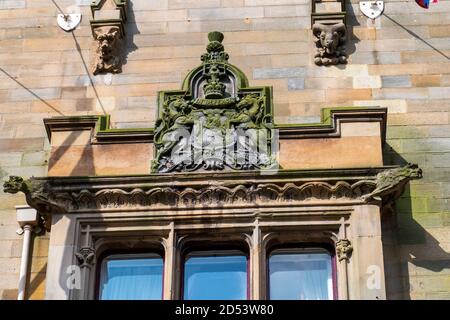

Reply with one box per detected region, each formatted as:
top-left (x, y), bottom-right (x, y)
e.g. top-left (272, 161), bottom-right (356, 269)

top-left (184, 255), bottom-right (247, 300)
top-left (269, 252), bottom-right (333, 300)
top-left (100, 257), bottom-right (163, 300)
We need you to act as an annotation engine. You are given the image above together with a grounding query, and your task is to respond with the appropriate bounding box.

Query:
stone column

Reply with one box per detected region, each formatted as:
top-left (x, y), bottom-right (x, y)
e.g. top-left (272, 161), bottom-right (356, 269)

top-left (163, 223), bottom-right (176, 300)
top-left (249, 219), bottom-right (262, 300)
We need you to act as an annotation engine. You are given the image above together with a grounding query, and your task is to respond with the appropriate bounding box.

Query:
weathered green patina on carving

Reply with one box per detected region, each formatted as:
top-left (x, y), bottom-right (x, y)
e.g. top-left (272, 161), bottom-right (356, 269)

top-left (152, 32), bottom-right (276, 173)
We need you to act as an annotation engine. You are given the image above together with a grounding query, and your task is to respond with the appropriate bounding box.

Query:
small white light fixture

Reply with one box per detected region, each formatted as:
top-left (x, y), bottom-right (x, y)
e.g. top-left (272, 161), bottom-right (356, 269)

top-left (57, 13), bottom-right (82, 32)
top-left (360, 1), bottom-right (385, 19)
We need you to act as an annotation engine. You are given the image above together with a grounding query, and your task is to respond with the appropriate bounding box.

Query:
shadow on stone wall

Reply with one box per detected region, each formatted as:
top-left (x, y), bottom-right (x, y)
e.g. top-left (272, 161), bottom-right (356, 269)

top-left (345, 1), bottom-right (361, 60)
top-left (382, 144), bottom-right (450, 299)
top-left (26, 233), bottom-right (48, 300)
top-left (71, 32), bottom-right (107, 115)
top-left (47, 130), bottom-right (96, 176)
top-left (383, 14), bottom-right (450, 62)
top-left (122, 0), bottom-right (140, 68)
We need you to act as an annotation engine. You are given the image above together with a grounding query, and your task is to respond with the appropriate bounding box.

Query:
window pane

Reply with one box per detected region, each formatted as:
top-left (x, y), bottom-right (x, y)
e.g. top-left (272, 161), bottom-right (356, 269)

top-left (184, 253), bottom-right (247, 300)
top-left (99, 255), bottom-right (163, 300)
top-left (269, 251), bottom-right (333, 300)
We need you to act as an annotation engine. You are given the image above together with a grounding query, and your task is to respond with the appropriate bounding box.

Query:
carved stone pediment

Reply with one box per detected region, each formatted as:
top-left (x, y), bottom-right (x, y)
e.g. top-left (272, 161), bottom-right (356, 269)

top-left (152, 32), bottom-right (276, 173)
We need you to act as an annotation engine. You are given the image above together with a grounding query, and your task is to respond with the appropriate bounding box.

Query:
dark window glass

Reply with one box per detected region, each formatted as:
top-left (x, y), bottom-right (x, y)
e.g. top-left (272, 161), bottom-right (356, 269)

top-left (99, 254), bottom-right (163, 300)
top-left (269, 249), bottom-right (334, 300)
top-left (183, 251), bottom-right (247, 300)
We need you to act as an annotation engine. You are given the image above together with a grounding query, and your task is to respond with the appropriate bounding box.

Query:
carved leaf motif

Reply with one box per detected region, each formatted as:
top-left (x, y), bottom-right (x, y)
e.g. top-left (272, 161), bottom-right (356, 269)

top-left (75, 247), bottom-right (96, 268)
top-left (336, 239), bottom-right (353, 262)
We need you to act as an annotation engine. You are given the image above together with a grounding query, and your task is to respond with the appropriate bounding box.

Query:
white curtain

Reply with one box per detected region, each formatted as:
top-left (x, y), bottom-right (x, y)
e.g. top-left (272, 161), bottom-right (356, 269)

top-left (269, 252), bottom-right (333, 300)
top-left (100, 257), bottom-right (163, 300)
top-left (184, 255), bottom-right (247, 300)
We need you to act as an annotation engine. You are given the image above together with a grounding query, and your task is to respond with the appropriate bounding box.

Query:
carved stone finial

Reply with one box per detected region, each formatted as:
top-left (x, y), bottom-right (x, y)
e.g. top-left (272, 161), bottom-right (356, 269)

top-left (312, 22), bottom-right (348, 66)
top-left (92, 26), bottom-right (122, 75)
top-left (336, 239), bottom-right (353, 262)
top-left (75, 247), bottom-right (96, 268)
top-left (365, 163), bottom-right (423, 201)
top-left (208, 31), bottom-right (224, 43)
top-left (201, 31), bottom-right (229, 64)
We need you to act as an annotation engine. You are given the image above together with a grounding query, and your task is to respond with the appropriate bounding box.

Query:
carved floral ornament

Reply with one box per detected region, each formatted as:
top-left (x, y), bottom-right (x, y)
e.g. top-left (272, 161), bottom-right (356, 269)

top-left (335, 239), bottom-right (353, 262)
top-left (75, 247), bottom-right (96, 268)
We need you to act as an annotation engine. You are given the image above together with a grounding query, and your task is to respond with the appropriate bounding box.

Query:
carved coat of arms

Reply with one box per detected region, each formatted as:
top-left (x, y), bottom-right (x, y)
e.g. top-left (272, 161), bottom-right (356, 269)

top-left (152, 32), bottom-right (277, 173)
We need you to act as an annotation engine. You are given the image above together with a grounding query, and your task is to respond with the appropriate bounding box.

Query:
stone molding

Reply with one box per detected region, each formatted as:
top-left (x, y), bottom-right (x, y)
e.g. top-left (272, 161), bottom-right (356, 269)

top-left (42, 107), bottom-right (387, 145)
top-left (3, 165), bottom-right (422, 227)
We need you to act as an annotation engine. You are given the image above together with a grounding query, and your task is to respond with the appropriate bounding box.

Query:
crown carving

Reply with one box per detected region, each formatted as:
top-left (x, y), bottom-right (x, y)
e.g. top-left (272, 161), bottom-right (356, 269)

top-left (203, 79), bottom-right (226, 99)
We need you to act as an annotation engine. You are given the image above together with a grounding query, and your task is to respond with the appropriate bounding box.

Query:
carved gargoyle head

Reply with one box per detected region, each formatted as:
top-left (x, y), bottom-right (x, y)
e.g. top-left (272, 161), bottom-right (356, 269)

top-left (3, 176), bottom-right (26, 194)
top-left (96, 29), bottom-right (119, 60)
top-left (402, 163), bottom-right (423, 180)
top-left (313, 23), bottom-right (347, 54)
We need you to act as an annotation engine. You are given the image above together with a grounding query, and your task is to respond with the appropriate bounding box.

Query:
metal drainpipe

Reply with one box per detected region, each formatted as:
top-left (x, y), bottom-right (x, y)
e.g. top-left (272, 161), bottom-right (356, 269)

top-left (15, 206), bottom-right (40, 300)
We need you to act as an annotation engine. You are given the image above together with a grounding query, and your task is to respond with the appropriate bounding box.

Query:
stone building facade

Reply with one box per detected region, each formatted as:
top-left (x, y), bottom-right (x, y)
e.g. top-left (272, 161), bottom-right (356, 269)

top-left (0, 0), bottom-right (449, 300)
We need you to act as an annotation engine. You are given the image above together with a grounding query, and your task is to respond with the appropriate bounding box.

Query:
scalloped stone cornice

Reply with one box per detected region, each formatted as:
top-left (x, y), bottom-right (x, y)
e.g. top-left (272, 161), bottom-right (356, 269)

top-left (3, 165), bottom-right (422, 230)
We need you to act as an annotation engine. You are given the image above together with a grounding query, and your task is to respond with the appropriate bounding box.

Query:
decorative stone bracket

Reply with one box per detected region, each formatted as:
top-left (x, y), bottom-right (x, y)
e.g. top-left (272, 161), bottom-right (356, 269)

top-left (90, 0), bottom-right (128, 75)
top-left (311, 0), bottom-right (348, 66)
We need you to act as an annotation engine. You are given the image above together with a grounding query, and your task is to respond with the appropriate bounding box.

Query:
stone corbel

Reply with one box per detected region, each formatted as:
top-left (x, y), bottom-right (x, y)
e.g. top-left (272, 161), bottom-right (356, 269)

top-left (311, 0), bottom-right (348, 66)
top-left (92, 26), bottom-right (123, 75)
top-left (90, 0), bottom-right (128, 75)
